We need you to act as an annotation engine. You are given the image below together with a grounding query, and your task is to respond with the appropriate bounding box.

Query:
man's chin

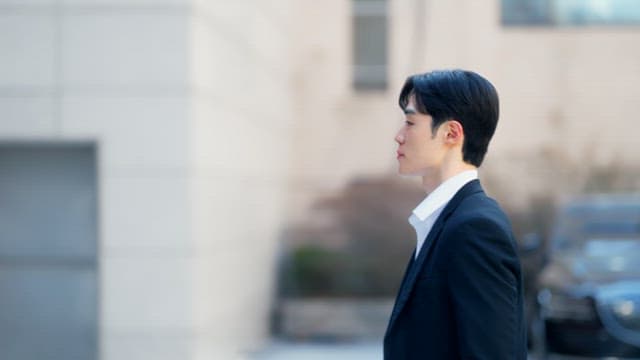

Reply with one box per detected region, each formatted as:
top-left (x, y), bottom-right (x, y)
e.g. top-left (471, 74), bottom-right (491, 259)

top-left (397, 167), bottom-right (414, 176)
top-left (398, 166), bottom-right (427, 177)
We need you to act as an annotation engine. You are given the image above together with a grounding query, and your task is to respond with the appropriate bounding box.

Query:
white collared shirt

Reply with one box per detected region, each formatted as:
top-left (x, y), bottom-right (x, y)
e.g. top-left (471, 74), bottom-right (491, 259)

top-left (409, 170), bottom-right (478, 259)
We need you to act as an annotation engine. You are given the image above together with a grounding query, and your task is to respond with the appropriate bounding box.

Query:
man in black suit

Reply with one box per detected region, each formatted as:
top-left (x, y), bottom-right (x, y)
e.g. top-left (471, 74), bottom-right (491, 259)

top-left (385, 69), bottom-right (527, 359)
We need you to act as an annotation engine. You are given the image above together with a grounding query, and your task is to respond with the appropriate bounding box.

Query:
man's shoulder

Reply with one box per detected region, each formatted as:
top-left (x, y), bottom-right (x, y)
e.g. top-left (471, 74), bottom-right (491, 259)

top-left (444, 192), bottom-right (513, 240)
top-left (453, 191), bottom-right (507, 221)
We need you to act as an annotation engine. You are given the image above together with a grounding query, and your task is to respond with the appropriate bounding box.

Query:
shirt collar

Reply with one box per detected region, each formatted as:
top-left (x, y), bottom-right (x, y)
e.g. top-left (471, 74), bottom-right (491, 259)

top-left (412, 169), bottom-right (479, 221)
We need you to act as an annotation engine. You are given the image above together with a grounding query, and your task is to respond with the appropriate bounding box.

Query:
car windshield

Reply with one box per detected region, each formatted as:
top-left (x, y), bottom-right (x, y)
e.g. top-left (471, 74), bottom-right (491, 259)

top-left (552, 203), bottom-right (640, 254)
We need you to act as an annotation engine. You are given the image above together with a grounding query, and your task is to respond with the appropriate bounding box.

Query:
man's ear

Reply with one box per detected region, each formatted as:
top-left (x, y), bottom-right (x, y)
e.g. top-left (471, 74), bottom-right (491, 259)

top-left (444, 120), bottom-right (464, 144)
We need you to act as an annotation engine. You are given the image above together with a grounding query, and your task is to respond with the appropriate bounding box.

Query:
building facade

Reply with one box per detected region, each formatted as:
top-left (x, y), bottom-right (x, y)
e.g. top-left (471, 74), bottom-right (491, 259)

top-left (1, 0), bottom-right (639, 359)
top-left (0, 0), bottom-right (292, 359)
top-left (288, 0), bottom-right (640, 220)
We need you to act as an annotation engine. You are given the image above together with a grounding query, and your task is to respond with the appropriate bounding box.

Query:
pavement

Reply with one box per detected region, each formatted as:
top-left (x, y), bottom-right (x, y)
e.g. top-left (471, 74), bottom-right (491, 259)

top-left (251, 341), bottom-right (549, 360)
top-left (250, 340), bottom-right (382, 360)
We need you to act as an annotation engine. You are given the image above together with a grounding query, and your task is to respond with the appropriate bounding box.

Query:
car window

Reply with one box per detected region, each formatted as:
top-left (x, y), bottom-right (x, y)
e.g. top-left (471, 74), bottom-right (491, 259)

top-left (552, 204), bottom-right (640, 252)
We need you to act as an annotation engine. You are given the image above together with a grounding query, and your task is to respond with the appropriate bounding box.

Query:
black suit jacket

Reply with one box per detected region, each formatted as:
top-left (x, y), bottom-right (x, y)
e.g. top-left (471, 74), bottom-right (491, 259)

top-left (384, 180), bottom-right (527, 359)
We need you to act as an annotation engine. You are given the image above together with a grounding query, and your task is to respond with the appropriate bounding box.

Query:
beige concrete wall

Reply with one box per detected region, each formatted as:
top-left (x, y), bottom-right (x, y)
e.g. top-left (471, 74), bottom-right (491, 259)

top-left (288, 0), bottom-right (403, 224)
top-left (0, 0), bottom-right (294, 358)
top-left (188, 0), bottom-right (294, 357)
top-left (0, 2), bottom-right (193, 358)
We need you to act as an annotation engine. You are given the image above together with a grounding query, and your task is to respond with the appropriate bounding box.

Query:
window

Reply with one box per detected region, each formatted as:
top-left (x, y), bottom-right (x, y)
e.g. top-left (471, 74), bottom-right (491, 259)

top-left (352, 0), bottom-right (388, 90)
top-left (502, 0), bottom-right (640, 26)
top-left (0, 144), bottom-right (98, 360)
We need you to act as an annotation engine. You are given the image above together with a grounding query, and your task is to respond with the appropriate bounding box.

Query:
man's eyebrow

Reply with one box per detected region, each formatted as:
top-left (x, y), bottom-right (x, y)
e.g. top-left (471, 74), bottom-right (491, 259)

top-left (403, 108), bottom-right (417, 115)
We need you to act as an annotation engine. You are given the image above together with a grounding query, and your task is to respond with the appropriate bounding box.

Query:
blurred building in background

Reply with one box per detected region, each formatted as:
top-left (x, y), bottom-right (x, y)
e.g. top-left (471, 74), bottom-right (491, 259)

top-left (0, 0), bottom-right (293, 359)
top-left (1, 0), bottom-right (640, 359)
top-left (288, 0), bottom-right (640, 224)
top-left (284, 0), bottom-right (640, 353)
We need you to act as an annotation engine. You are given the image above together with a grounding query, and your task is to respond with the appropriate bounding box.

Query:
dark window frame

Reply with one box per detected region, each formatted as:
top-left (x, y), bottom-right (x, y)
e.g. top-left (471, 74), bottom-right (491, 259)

top-left (352, 0), bottom-right (389, 91)
top-left (502, 0), bottom-right (640, 27)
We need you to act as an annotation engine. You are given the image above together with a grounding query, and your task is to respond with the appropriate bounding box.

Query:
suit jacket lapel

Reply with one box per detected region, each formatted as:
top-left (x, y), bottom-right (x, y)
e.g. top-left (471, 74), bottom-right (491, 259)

top-left (386, 180), bottom-right (484, 333)
top-left (386, 249), bottom-right (415, 334)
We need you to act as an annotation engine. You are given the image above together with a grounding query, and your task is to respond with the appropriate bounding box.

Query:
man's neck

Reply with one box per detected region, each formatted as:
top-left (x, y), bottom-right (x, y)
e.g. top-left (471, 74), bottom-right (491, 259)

top-left (422, 162), bottom-right (477, 193)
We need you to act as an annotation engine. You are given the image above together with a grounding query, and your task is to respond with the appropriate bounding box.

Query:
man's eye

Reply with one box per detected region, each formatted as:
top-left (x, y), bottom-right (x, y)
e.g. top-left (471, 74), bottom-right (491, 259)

top-left (405, 121), bottom-right (414, 126)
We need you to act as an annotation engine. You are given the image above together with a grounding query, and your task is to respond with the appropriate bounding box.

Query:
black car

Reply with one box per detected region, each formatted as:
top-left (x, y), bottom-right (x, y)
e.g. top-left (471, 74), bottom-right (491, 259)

top-left (534, 195), bottom-right (640, 359)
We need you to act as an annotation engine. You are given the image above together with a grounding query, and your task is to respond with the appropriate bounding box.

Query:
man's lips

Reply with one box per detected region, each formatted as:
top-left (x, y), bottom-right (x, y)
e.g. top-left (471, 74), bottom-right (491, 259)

top-left (396, 151), bottom-right (405, 159)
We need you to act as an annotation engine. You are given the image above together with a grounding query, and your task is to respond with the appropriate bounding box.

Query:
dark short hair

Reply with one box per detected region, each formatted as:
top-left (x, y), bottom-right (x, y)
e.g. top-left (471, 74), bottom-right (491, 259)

top-left (398, 69), bottom-right (499, 167)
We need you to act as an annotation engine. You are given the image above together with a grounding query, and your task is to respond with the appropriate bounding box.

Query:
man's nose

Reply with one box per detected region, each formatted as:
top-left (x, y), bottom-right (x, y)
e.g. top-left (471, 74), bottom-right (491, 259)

top-left (395, 130), bottom-right (405, 144)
